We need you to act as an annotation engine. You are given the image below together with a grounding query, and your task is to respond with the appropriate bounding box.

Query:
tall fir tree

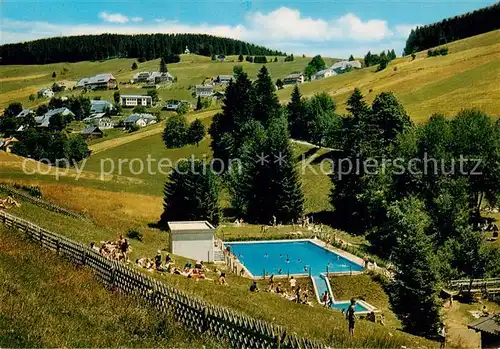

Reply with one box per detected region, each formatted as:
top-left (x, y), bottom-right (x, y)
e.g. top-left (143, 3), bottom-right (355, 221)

top-left (253, 66), bottom-right (281, 127)
top-left (160, 160), bottom-right (221, 226)
top-left (390, 197), bottom-right (442, 337)
top-left (286, 85), bottom-right (307, 139)
top-left (159, 57), bottom-right (168, 73)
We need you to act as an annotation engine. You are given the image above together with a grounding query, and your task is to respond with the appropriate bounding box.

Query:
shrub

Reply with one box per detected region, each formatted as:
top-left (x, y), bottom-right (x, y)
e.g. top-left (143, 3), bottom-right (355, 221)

top-left (126, 229), bottom-right (143, 242)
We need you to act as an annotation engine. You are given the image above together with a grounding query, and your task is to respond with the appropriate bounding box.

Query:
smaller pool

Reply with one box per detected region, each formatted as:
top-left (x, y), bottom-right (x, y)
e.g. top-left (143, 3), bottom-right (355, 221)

top-left (330, 301), bottom-right (370, 313)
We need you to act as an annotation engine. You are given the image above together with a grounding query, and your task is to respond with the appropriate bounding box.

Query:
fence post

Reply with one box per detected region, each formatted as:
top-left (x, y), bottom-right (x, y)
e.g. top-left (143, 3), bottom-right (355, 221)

top-left (110, 267), bottom-right (116, 288)
top-left (56, 238), bottom-right (60, 255)
top-left (39, 230), bottom-right (43, 247)
top-left (82, 249), bottom-right (87, 265)
top-left (201, 306), bottom-right (208, 332)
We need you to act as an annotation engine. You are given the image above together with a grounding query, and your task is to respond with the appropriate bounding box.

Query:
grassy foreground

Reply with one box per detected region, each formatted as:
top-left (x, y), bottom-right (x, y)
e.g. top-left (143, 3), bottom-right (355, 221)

top-left (0, 190), bottom-right (438, 348)
top-left (0, 225), bottom-right (218, 348)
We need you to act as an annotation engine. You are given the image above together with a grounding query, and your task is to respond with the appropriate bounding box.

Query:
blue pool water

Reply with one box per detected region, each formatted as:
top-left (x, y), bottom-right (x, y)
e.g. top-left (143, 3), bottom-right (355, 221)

top-left (226, 240), bottom-right (363, 277)
top-left (331, 301), bottom-right (370, 313)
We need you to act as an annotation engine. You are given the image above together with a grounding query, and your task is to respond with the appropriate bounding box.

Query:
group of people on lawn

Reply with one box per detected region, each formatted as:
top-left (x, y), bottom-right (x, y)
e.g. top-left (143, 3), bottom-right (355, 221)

top-left (248, 275), bottom-right (313, 306)
top-left (90, 235), bottom-right (130, 262)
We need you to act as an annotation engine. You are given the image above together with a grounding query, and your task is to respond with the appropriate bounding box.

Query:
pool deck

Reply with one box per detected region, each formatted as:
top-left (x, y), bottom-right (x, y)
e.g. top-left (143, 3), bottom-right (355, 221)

top-left (224, 238), bottom-right (366, 279)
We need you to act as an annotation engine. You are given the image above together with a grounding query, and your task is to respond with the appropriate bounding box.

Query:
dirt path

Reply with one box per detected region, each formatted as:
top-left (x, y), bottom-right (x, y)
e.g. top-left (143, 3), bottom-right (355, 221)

top-left (0, 73), bottom-right (48, 82)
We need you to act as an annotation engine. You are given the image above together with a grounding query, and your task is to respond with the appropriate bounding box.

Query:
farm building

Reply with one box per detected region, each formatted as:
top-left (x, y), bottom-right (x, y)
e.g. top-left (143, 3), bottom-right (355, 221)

top-left (330, 60), bottom-right (362, 73)
top-left (132, 71), bottom-right (174, 84)
top-left (283, 73), bottom-right (304, 85)
top-left (75, 73), bottom-right (117, 90)
top-left (37, 88), bottom-right (54, 99)
top-left (214, 74), bottom-right (233, 84)
top-left (312, 69), bottom-right (337, 81)
top-left (195, 85), bottom-right (214, 97)
top-left (123, 113), bottom-right (157, 128)
top-left (34, 107), bottom-right (75, 127)
top-left (80, 126), bottom-right (104, 139)
top-left (120, 95), bottom-right (153, 107)
top-left (90, 99), bottom-right (115, 114)
top-left (168, 221), bottom-right (216, 262)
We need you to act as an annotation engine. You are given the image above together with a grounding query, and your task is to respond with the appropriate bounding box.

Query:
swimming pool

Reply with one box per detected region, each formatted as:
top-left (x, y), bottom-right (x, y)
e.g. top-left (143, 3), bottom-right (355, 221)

top-left (330, 301), bottom-right (370, 313)
top-left (226, 240), bottom-right (364, 277)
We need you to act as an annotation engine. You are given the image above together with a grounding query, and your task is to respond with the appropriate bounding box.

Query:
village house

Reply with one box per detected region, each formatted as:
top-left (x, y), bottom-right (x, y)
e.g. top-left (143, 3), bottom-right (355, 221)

top-left (312, 69), bottom-right (337, 81)
top-left (35, 107), bottom-right (75, 127)
top-left (184, 46), bottom-right (190, 54)
top-left (123, 113), bottom-right (157, 128)
top-left (283, 73), bottom-right (304, 85)
top-left (83, 113), bottom-right (115, 129)
top-left (330, 60), bottom-right (362, 73)
top-left (90, 99), bottom-right (115, 114)
top-left (75, 73), bottom-right (117, 90)
top-left (132, 71), bottom-right (174, 84)
top-left (80, 126), bottom-right (104, 139)
top-left (15, 109), bottom-right (34, 118)
top-left (37, 88), bottom-right (54, 99)
top-left (195, 85), bottom-right (214, 97)
top-left (120, 95), bottom-right (153, 108)
top-left (164, 100), bottom-right (182, 111)
top-left (213, 74), bottom-right (233, 85)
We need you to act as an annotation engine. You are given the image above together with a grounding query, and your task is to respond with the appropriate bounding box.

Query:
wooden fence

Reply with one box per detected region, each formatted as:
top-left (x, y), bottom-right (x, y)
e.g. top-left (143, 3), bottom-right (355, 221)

top-left (0, 210), bottom-right (326, 349)
top-left (0, 184), bottom-right (86, 220)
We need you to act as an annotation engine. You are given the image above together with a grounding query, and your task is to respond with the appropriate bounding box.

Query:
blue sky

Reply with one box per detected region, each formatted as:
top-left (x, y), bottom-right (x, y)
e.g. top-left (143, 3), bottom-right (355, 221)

top-left (1, 0), bottom-right (495, 58)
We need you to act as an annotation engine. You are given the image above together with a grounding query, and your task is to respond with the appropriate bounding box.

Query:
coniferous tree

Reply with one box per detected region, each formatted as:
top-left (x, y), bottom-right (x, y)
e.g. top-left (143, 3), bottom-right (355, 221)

top-left (390, 197), bottom-right (442, 337)
top-left (348, 55), bottom-right (355, 61)
top-left (287, 85), bottom-right (307, 139)
top-left (209, 72), bottom-right (255, 169)
top-left (253, 66), bottom-right (280, 126)
top-left (187, 118), bottom-right (206, 146)
top-left (131, 61), bottom-right (138, 70)
top-left (52, 71), bottom-right (57, 79)
top-left (276, 78), bottom-right (284, 90)
top-left (159, 57), bottom-right (168, 73)
top-left (113, 90), bottom-right (121, 104)
top-left (196, 96), bottom-right (202, 110)
top-left (160, 160), bottom-right (221, 226)
top-left (238, 54), bottom-right (244, 62)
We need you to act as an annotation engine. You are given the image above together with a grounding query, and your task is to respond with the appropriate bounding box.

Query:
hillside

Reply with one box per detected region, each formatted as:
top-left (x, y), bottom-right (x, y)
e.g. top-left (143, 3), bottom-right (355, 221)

top-left (277, 29), bottom-right (500, 122)
top-left (0, 187), bottom-right (438, 348)
top-left (0, 225), bottom-right (217, 348)
top-left (0, 54), bottom-right (334, 109)
top-left (1, 30), bottom-right (498, 121)
top-left (0, 33), bottom-right (284, 65)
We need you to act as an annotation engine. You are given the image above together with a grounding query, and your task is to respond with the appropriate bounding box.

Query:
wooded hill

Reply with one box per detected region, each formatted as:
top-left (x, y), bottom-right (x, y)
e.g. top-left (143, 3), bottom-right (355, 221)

top-left (403, 2), bottom-right (500, 55)
top-left (0, 33), bottom-right (284, 65)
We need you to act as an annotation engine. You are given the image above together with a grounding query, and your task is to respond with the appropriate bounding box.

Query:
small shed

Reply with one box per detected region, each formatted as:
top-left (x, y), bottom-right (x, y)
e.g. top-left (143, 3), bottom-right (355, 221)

top-left (80, 126), bottom-right (104, 139)
top-left (168, 221), bottom-right (216, 262)
top-left (468, 315), bottom-right (500, 349)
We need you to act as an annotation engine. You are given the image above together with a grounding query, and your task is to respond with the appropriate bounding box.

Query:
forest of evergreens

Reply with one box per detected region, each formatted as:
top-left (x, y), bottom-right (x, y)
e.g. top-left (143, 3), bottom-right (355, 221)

top-left (403, 2), bottom-right (500, 55)
top-left (0, 33), bottom-right (284, 65)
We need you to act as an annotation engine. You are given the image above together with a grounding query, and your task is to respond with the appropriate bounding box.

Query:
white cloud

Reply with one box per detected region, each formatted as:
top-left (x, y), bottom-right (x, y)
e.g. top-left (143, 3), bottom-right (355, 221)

top-left (243, 8), bottom-right (392, 42)
top-left (98, 12), bottom-right (129, 24)
top-left (394, 24), bottom-right (421, 38)
top-left (1, 8), bottom-right (415, 58)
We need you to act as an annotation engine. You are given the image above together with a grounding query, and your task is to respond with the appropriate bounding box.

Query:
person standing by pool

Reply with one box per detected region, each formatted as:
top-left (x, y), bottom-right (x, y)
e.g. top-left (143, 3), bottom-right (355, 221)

top-left (322, 291), bottom-right (329, 307)
top-left (346, 298), bottom-right (357, 336)
top-left (289, 276), bottom-right (296, 291)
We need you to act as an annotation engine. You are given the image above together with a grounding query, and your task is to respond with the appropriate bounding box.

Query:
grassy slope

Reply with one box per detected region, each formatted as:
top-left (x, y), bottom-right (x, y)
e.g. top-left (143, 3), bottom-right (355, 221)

top-left (0, 54), bottom-right (333, 110)
top-left (0, 191), bottom-right (436, 348)
top-left (328, 274), bottom-right (401, 328)
top-left (276, 30), bottom-right (500, 122)
top-left (0, 225), bottom-right (217, 348)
